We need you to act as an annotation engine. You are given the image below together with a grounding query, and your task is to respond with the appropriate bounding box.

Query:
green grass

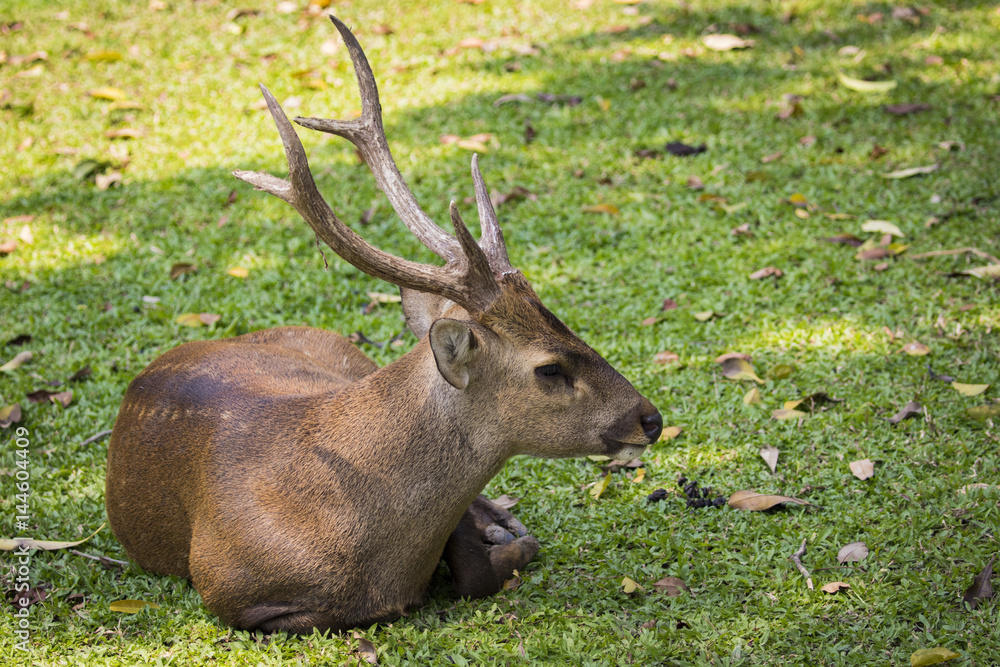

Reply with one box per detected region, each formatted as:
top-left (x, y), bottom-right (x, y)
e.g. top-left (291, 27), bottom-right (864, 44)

top-left (2, 0), bottom-right (999, 664)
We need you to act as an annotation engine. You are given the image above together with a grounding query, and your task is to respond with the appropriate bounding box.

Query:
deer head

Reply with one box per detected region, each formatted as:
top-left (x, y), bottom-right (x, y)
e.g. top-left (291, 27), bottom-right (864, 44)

top-left (234, 17), bottom-right (663, 459)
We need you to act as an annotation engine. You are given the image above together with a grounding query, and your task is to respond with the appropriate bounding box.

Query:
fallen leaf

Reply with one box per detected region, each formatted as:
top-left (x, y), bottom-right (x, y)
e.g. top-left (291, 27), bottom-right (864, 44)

top-left (821, 581), bottom-right (851, 594)
top-left (728, 490), bottom-right (810, 511)
top-left (621, 577), bottom-right (641, 594)
top-left (719, 357), bottom-right (763, 383)
top-left (0, 404), bottom-right (22, 428)
top-left (731, 223), bottom-right (752, 237)
top-left (50, 390), bottom-right (72, 407)
top-left (176, 313), bottom-right (204, 327)
top-left (686, 175), bottom-right (704, 189)
top-left (665, 141), bottom-right (707, 156)
top-left (455, 138), bottom-right (489, 153)
top-left (654, 351), bottom-right (679, 365)
top-left (84, 50), bottom-right (122, 62)
top-left (661, 298), bottom-right (678, 311)
top-left (790, 392), bottom-right (843, 412)
top-left (632, 468), bottom-right (646, 484)
top-left (760, 446), bottom-right (779, 473)
top-left (849, 459), bottom-right (874, 480)
top-left (909, 647), bottom-right (960, 667)
top-left (966, 404), bottom-right (1000, 421)
top-left (743, 387), bottom-right (762, 405)
top-left (227, 266), bottom-right (248, 278)
top-left (590, 473), bottom-right (611, 500)
top-left (952, 382), bottom-right (989, 397)
top-left (104, 128), bottom-right (143, 139)
top-left (902, 342), bottom-right (930, 356)
top-left (88, 86), bottom-right (126, 101)
top-left (889, 400), bottom-right (923, 424)
top-left (856, 247), bottom-right (891, 261)
top-left (861, 220), bottom-right (903, 237)
top-left (641, 316), bottom-right (658, 326)
top-left (1, 351), bottom-right (33, 371)
top-left (767, 364), bottom-right (795, 380)
top-left (749, 266), bottom-right (783, 280)
top-left (836, 71), bottom-right (897, 93)
top-left (702, 34), bottom-right (754, 51)
top-left (772, 408), bottom-right (806, 420)
top-left (653, 576), bottom-right (687, 596)
top-left (823, 233), bottom-right (864, 246)
top-left (0, 525), bottom-right (104, 552)
top-left (837, 541), bottom-right (869, 564)
top-left (581, 203), bottom-right (618, 215)
top-left (880, 164), bottom-right (939, 179)
top-left (0, 240), bottom-right (17, 255)
top-left (761, 151), bottom-right (783, 163)
top-left (958, 484), bottom-right (1000, 495)
top-left (962, 555), bottom-right (995, 610)
top-left (170, 263), bottom-right (197, 280)
top-left (357, 637), bottom-right (378, 665)
top-left (68, 365), bottom-right (91, 382)
top-left (693, 311), bottom-right (716, 322)
top-left (715, 352), bottom-right (752, 363)
top-left (199, 313), bottom-right (221, 325)
top-left (109, 599), bottom-right (160, 614)
top-left (963, 264), bottom-right (1000, 279)
top-left (885, 103), bottom-right (931, 115)
top-left (26, 389), bottom-right (59, 403)
top-left (658, 426), bottom-right (682, 441)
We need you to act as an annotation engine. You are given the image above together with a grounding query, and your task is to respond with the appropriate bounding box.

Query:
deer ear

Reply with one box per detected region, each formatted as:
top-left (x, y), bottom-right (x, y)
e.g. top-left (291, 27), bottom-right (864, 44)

top-left (429, 318), bottom-right (479, 390)
top-left (401, 288), bottom-right (456, 340)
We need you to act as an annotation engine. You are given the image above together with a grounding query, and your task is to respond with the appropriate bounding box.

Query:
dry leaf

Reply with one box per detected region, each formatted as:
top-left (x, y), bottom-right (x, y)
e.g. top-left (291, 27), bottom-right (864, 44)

top-left (966, 404), bottom-right (1000, 421)
top-left (1, 351), bottom-right (33, 371)
top-left (749, 266), bottom-right (783, 280)
top-left (50, 390), bottom-right (72, 408)
top-left (686, 175), bottom-right (704, 189)
top-left (767, 364), bottom-right (795, 380)
top-left (963, 264), bottom-right (1000, 279)
top-left (836, 541), bottom-right (869, 564)
top-left (861, 220), bottom-right (903, 237)
top-left (199, 313), bottom-right (221, 325)
top-left (761, 151), bottom-right (783, 163)
top-left (715, 352), bottom-right (752, 363)
top-left (455, 138), bottom-right (489, 153)
top-left (88, 86), bottom-right (126, 101)
top-left (743, 387), bottom-right (762, 405)
top-left (849, 459), bottom-right (874, 480)
top-left (0, 404), bottom-right (22, 428)
top-left (666, 142), bottom-right (707, 156)
top-left (104, 128), bottom-right (143, 139)
top-left (760, 446), bottom-right (779, 473)
top-left (176, 313), bottom-right (204, 327)
top-left (109, 599), bottom-right (160, 614)
top-left (658, 426), bottom-right (682, 442)
top-left (728, 490), bottom-right (810, 511)
top-left (654, 351), bottom-right (679, 365)
top-left (909, 647), bottom-right (960, 666)
top-left (821, 581), bottom-right (851, 594)
top-left (0, 525), bottom-right (104, 552)
top-left (227, 266), bottom-right (248, 278)
top-left (641, 316), bottom-right (658, 326)
top-left (902, 342), bottom-right (930, 356)
top-left (719, 357), bottom-right (763, 383)
top-left (702, 34), bottom-right (754, 51)
top-left (886, 103), bottom-right (931, 115)
top-left (357, 637), bottom-right (378, 665)
top-left (170, 263), bottom-right (196, 280)
top-left (889, 400), bottom-right (923, 424)
top-left (836, 71), bottom-right (897, 93)
top-left (962, 555), bottom-right (995, 610)
top-left (581, 203), bottom-right (619, 215)
top-left (653, 576), bottom-right (687, 596)
top-left (590, 473), bottom-right (611, 500)
top-left (491, 494), bottom-right (519, 509)
top-left (621, 576), bottom-right (641, 594)
top-left (772, 408), bottom-right (806, 420)
top-left (881, 164), bottom-right (939, 179)
top-left (952, 382), bottom-right (989, 397)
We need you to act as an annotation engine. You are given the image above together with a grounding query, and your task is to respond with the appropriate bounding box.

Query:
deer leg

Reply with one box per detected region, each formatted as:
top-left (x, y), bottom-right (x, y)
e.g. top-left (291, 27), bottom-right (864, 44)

top-left (443, 495), bottom-right (539, 600)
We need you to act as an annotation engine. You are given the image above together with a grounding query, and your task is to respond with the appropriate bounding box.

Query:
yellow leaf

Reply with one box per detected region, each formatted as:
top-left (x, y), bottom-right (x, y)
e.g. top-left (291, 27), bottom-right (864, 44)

top-left (881, 164), bottom-right (939, 179)
top-left (658, 426), bottom-right (682, 441)
top-left (788, 193), bottom-right (809, 207)
top-left (84, 50), bottom-right (123, 62)
top-left (366, 291), bottom-right (402, 304)
top-left (952, 382), bottom-right (989, 397)
top-left (227, 266), bottom-right (249, 278)
top-left (767, 363), bottom-right (795, 380)
top-left (693, 310), bottom-right (715, 321)
top-left (0, 350), bottom-right (33, 371)
top-left (794, 208), bottom-right (810, 219)
top-left (632, 468), bottom-right (646, 484)
top-left (727, 490), bottom-right (810, 511)
top-left (581, 203), bottom-right (619, 215)
top-left (783, 399), bottom-right (803, 411)
top-left (836, 70), bottom-right (897, 93)
top-left (772, 408), bottom-right (806, 420)
top-left (861, 220), bottom-right (903, 237)
top-left (0, 403), bottom-right (22, 428)
top-left (963, 264), bottom-right (1000, 279)
top-left (966, 404), bottom-right (1000, 421)
top-left (596, 96), bottom-right (611, 112)
top-left (910, 647), bottom-right (960, 667)
top-left (0, 524), bottom-right (104, 552)
top-left (88, 87), bottom-right (126, 101)
top-left (902, 342), bottom-right (930, 356)
top-left (701, 34), bottom-right (754, 51)
top-left (590, 473), bottom-right (611, 500)
top-left (719, 357), bottom-right (763, 383)
top-left (621, 577), bottom-right (641, 594)
top-left (849, 458), bottom-right (874, 480)
top-left (176, 313), bottom-right (204, 327)
top-left (110, 599), bottom-right (160, 614)
top-left (455, 139), bottom-right (489, 153)
top-left (743, 387), bottom-right (762, 405)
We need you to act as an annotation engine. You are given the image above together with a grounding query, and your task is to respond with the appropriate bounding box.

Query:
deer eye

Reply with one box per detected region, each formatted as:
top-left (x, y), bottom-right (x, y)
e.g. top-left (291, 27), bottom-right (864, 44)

top-left (535, 364), bottom-right (563, 379)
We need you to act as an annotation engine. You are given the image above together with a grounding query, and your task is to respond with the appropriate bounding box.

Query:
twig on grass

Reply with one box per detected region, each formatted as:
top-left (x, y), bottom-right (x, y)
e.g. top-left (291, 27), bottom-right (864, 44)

top-left (70, 549), bottom-right (128, 567)
top-left (78, 429), bottom-right (113, 447)
top-left (789, 538), bottom-right (813, 590)
top-left (907, 247), bottom-right (1000, 264)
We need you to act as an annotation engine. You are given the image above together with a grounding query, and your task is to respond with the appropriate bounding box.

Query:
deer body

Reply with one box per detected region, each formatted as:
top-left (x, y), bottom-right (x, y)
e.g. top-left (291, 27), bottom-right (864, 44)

top-left (106, 17), bottom-right (661, 634)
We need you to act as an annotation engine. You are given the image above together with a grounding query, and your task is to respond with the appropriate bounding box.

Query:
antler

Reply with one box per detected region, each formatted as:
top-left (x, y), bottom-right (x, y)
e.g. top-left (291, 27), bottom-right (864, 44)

top-left (234, 16), bottom-right (513, 314)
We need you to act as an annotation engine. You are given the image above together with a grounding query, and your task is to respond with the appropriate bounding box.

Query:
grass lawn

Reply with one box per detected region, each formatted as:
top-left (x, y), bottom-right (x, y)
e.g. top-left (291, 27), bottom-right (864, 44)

top-left (2, 0), bottom-right (999, 664)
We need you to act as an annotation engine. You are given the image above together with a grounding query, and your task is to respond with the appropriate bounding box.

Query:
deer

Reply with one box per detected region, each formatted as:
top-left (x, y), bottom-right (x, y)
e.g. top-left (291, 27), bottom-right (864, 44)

top-left (104, 16), bottom-right (662, 635)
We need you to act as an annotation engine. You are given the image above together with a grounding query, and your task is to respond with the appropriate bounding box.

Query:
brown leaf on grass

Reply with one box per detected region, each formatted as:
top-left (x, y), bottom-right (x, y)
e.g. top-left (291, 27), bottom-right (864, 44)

top-left (821, 581), bottom-right (851, 594)
top-left (665, 141), bottom-right (707, 156)
top-left (582, 203), bottom-right (618, 215)
top-left (749, 266), bottom-right (783, 280)
top-left (0, 404), bottom-right (22, 428)
top-left (490, 186), bottom-right (536, 208)
top-left (10, 583), bottom-right (50, 610)
top-left (661, 298), bottom-right (678, 311)
top-left (889, 400), bottom-right (923, 424)
top-left (901, 342), bottom-right (931, 356)
top-left (719, 357), bottom-right (763, 383)
top-left (772, 408), bottom-right (806, 420)
top-left (790, 392), bottom-right (843, 412)
top-left (686, 175), bottom-right (704, 189)
top-left (963, 555), bottom-right (995, 610)
top-left (761, 151), bottom-right (783, 163)
top-left (823, 233), bottom-right (864, 246)
top-left (0, 239), bottom-right (17, 254)
top-left (659, 426), bottom-right (682, 441)
top-left (849, 459), bottom-right (874, 480)
top-left (856, 247), bottom-right (891, 260)
top-left (50, 390), bottom-right (72, 407)
top-left (837, 541), bottom-right (869, 564)
top-left (654, 351), bottom-right (679, 365)
top-left (1, 351), bottom-right (33, 371)
top-left (653, 576), bottom-right (687, 596)
top-left (731, 222), bottom-right (752, 237)
top-left (641, 316), bottom-right (658, 326)
top-left (760, 446), bottom-right (779, 473)
top-left (104, 128), bottom-right (143, 139)
top-left (491, 494), bottom-right (519, 509)
top-left (170, 263), bottom-right (197, 280)
top-left (702, 34), bottom-right (754, 51)
top-left (715, 352), bottom-right (752, 363)
top-left (199, 313), bottom-right (221, 325)
top-left (869, 144), bottom-right (890, 160)
top-left (728, 490), bottom-right (810, 511)
top-left (357, 637), bottom-right (379, 665)
top-left (67, 365), bottom-right (91, 382)
top-left (885, 103), bottom-right (931, 115)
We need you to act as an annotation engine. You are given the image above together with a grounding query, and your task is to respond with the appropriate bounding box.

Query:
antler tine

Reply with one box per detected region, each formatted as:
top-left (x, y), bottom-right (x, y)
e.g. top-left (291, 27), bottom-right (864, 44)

top-left (294, 16), bottom-right (462, 264)
top-left (470, 154), bottom-right (513, 274)
top-left (234, 85), bottom-right (498, 313)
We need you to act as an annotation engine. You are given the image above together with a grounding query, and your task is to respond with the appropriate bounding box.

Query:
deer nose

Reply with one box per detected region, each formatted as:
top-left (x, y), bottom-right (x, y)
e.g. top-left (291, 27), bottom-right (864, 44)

top-left (641, 411), bottom-right (663, 443)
